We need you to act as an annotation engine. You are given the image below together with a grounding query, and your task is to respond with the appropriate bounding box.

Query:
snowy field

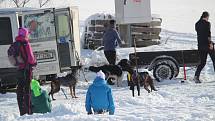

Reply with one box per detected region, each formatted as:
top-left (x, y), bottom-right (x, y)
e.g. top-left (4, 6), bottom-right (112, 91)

top-left (1, 0), bottom-right (215, 121)
top-left (1, 30), bottom-right (215, 121)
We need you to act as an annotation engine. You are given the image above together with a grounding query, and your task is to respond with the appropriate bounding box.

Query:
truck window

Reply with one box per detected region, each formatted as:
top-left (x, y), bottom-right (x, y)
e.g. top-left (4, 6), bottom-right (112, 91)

top-left (24, 12), bottom-right (55, 42)
top-left (56, 14), bottom-right (70, 42)
top-left (0, 17), bottom-right (13, 45)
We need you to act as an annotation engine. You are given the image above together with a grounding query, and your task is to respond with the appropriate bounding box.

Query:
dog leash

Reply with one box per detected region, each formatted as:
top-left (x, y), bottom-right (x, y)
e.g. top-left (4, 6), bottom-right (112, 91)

top-left (73, 48), bottom-right (88, 83)
top-left (81, 67), bottom-right (88, 83)
top-left (61, 88), bottom-right (68, 99)
top-left (133, 36), bottom-right (141, 94)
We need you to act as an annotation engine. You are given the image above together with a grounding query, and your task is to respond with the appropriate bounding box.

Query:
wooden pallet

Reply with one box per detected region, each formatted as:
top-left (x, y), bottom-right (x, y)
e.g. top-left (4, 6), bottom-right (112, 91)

top-left (131, 27), bottom-right (161, 34)
top-left (84, 16), bottom-right (162, 49)
top-left (90, 19), bottom-right (113, 26)
top-left (134, 40), bottom-right (160, 47)
top-left (132, 33), bottom-right (160, 40)
top-left (84, 19), bottom-right (114, 49)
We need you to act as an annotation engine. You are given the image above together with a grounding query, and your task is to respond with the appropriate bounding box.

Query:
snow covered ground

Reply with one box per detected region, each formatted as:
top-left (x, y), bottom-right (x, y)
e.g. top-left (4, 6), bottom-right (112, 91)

top-left (1, 0), bottom-right (215, 121)
top-left (1, 30), bottom-right (215, 121)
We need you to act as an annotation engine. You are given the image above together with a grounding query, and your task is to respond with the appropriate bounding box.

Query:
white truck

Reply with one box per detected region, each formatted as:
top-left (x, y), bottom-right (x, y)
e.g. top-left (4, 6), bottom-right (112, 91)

top-left (0, 7), bottom-right (81, 90)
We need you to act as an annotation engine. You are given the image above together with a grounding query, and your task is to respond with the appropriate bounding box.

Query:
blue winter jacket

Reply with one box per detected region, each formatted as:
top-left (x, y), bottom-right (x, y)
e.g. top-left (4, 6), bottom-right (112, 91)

top-left (85, 77), bottom-right (115, 115)
top-left (103, 28), bottom-right (122, 51)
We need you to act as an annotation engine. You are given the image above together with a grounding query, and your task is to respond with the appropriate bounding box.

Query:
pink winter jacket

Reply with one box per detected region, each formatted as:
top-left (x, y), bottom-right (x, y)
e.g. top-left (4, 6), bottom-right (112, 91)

top-left (15, 36), bottom-right (37, 70)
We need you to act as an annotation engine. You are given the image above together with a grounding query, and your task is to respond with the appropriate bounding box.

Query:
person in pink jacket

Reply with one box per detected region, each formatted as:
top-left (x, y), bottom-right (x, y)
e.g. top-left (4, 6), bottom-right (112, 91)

top-left (16, 27), bottom-right (37, 116)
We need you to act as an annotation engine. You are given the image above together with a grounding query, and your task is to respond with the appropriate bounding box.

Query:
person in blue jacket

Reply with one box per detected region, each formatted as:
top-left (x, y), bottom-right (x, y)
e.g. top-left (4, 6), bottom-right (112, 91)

top-left (103, 20), bottom-right (124, 65)
top-left (85, 70), bottom-right (115, 115)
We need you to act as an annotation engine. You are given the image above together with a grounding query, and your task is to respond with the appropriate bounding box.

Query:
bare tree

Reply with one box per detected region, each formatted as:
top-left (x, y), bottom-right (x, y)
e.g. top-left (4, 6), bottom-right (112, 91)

top-left (39, 0), bottom-right (50, 8)
top-left (0, 0), bottom-right (54, 8)
top-left (0, 0), bottom-right (5, 4)
top-left (11, 0), bottom-right (31, 7)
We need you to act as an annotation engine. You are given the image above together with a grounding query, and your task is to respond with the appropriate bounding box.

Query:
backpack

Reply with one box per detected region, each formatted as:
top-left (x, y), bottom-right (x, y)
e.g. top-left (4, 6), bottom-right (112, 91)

top-left (7, 42), bottom-right (24, 66)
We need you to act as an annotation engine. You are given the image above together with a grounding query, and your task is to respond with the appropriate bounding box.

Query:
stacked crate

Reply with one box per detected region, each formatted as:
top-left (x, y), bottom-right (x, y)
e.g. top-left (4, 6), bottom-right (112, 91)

top-left (131, 17), bottom-right (162, 47)
top-left (83, 14), bottom-right (114, 49)
top-left (118, 16), bottom-right (162, 47)
top-left (83, 14), bottom-right (162, 49)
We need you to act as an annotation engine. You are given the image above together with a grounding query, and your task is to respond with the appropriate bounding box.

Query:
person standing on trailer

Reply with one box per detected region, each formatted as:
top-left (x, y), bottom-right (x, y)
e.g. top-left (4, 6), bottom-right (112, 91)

top-left (16, 28), bottom-right (37, 116)
top-left (103, 20), bottom-right (124, 65)
top-left (194, 11), bottom-right (215, 83)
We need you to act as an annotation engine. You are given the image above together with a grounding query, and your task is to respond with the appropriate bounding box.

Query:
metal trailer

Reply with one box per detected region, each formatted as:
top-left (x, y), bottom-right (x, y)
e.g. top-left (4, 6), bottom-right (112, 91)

top-left (129, 50), bottom-right (200, 81)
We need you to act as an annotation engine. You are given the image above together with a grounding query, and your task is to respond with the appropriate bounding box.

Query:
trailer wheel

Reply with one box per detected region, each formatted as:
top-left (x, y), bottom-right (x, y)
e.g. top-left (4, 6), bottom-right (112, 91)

top-left (0, 81), bottom-right (2, 93)
top-left (152, 58), bottom-right (179, 78)
top-left (159, 59), bottom-right (179, 78)
top-left (0, 83), bottom-right (7, 94)
top-left (153, 63), bottom-right (174, 82)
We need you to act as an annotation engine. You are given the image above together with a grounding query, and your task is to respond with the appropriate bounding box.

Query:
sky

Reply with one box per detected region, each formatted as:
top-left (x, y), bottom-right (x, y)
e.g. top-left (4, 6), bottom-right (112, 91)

top-left (72, 0), bottom-right (215, 34)
top-left (1, 0), bottom-right (215, 34)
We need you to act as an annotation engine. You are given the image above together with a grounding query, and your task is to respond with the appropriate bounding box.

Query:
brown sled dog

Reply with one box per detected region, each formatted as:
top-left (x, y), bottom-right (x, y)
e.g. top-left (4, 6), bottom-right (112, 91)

top-left (49, 68), bottom-right (79, 100)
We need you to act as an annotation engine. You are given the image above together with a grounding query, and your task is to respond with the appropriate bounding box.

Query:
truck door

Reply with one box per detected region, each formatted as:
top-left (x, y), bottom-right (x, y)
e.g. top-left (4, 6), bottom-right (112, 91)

top-left (0, 13), bottom-right (18, 69)
top-left (55, 7), bottom-right (80, 72)
top-left (0, 13), bottom-right (19, 87)
top-left (22, 9), bottom-right (60, 76)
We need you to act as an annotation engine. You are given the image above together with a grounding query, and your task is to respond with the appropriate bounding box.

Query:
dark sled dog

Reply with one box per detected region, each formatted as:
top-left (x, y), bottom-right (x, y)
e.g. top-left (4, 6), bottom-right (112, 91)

top-left (88, 59), bottom-right (131, 87)
top-left (88, 59), bottom-right (157, 95)
top-left (48, 68), bottom-right (79, 100)
top-left (127, 70), bottom-right (157, 97)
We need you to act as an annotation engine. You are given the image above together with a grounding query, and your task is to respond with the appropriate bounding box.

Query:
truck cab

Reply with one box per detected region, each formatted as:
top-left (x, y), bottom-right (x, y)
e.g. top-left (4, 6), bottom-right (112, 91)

top-left (0, 7), bottom-right (80, 90)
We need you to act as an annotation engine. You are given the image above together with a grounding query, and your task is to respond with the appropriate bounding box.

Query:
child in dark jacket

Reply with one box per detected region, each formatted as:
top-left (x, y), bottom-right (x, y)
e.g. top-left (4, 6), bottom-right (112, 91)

top-left (85, 70), bottom-right (115, 115)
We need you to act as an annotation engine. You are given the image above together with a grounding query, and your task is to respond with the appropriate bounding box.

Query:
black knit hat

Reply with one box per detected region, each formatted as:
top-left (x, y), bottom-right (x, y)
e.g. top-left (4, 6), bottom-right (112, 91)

top-left (201, 11), bottom-right (209, 19)
top-left (109, 20), bottom-right (115, 25)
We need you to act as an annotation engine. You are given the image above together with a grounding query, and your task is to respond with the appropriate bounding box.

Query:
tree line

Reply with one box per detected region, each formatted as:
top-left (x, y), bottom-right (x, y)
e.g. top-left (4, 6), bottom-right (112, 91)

top-left (0, 0), bottom-right (51, 8)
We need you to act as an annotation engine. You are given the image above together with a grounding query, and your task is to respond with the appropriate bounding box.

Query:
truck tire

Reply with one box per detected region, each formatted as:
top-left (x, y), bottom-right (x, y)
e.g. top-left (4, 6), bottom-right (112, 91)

top-left (153, 63), bottom-right (174, 82)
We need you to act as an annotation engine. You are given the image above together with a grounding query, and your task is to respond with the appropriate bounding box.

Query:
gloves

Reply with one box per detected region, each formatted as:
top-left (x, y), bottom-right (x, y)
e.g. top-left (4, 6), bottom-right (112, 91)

top-left (209, 41), bottom-right (214, 50)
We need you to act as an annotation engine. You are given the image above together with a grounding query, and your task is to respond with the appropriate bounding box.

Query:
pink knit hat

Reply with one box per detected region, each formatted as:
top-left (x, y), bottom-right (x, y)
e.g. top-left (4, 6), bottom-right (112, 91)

top-left (18, 27), bottom-right (29, 37)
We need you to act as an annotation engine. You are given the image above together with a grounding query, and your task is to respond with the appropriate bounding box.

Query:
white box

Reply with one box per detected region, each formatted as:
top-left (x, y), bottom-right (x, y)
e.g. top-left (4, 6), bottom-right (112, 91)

top-left (115, 0), bottom-right (152, 24)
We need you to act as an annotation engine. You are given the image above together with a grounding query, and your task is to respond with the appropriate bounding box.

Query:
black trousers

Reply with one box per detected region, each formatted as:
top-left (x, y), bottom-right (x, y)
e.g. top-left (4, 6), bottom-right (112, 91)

top-left (17, 68), bottom-right (33, 116)
top-left (195, 50), bottom-right (215, 77)
top-left (104, 50), bottom-right (116, 65)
